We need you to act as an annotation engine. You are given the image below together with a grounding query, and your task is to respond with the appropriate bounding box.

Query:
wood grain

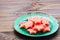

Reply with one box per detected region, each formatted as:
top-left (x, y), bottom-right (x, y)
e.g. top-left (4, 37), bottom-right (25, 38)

top-left (0, 0), bottom-right (60, 40)
top-left (0, 0), bottom-right (60, 32)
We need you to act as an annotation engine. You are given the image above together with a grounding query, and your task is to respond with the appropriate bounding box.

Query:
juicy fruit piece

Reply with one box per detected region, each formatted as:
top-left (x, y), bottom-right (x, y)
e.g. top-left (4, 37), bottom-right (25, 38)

top-left (33, 25), bottom-right (44, 31)
top-left (41, 18), bottom-right (49, 25)
top-left (20, 21), bottom-right (33, 29)
top-left (42, 26), bottom-right (50, 32)
top-left (28, 16), bottom-right (42, 24)
top-left (20, 22), bottom-right (25, 28)
top-left (24, 21), bottom-right (33, 29)
top-left (27, 28), bottom-right (37, 34)
top-left (42, 24), bottom-right (50, 32)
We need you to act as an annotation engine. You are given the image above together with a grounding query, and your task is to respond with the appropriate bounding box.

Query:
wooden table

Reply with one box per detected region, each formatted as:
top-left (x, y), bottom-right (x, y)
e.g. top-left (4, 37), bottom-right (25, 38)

top-left (0, 0), bottom-right (60, 40)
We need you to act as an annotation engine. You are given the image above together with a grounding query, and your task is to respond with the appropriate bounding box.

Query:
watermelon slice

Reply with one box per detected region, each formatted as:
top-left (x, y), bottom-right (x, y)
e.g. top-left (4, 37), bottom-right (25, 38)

top-left (20, 21), bottom-right (33, 29)
top-left (42, 24), bottom-right (50, 32)
top-left (27, 28), bottom-right (37, 34)
top-left (41, 18), bottom-right (49, 25)
top-left (42, 26), bottom-right (50, 32)
top-left (20, 22), bottom-right (25, 28)
top-left (28, 16), bottom-right (42, 25)
top-left (33, 25), bottom-right (44, 31)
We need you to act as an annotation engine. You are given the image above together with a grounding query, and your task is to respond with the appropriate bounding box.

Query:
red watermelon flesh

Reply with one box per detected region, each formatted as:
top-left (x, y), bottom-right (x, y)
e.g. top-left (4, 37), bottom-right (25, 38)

top-left (33, 25), bottom-right (44, 31)
top-left (28, 16), bottom-right (42, 25)
top-left (41, 18), bottom-right (49, 25)
top-left (42, 26), bottom-right (50, 32)
top-left (20, 21), bottom-right (33, 29)
top-left (27, 28), bottom-right (37, 34)
top-left (42, 24), bottom-right (50, 32)
top-left (20, 22), bottom-right (25, 28)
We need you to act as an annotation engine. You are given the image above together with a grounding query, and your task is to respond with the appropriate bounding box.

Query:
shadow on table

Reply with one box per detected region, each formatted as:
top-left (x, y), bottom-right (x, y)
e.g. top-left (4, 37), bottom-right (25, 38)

top-left (14, 29), bottom-right (58, 40)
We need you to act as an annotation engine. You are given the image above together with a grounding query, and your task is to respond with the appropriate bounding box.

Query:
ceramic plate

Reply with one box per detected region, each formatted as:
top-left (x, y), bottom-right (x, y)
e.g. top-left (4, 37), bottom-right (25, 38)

top-left (14, 12), bottom-right (59, 37)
